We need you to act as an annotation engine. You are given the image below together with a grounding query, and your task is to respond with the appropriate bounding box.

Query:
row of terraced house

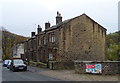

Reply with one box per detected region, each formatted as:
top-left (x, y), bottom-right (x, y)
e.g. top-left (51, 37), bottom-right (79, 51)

top-left (22, 12), bottom-right (107, 64)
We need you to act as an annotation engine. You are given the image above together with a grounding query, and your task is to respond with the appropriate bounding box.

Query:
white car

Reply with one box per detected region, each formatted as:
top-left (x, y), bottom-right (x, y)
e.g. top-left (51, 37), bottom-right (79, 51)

top-left (9, 59), bottom-right (27, 72)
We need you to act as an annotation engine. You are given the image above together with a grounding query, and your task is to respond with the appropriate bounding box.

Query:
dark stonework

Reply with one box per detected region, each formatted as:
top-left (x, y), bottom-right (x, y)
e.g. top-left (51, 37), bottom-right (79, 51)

top-left (49, 61), bottom-right (75, 70)
top-left (74, 61), bottom-right (120, 75)
top-left (24, 13), bottom-right (107, 64)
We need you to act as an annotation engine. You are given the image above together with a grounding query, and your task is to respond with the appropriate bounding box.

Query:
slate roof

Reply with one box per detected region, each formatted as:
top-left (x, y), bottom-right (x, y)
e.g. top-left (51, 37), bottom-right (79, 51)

top-left (45, 18), bottom-right (72, 31)
top-left (44, 13), bottom-right (107, 32)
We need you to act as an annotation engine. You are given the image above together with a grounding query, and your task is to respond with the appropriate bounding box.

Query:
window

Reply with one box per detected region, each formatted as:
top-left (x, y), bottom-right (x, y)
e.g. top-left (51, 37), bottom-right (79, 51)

top-left (14, 60), bottom-right (24, 64)
top-left (49, 53), bottom-right (53, 60)
top-left (34, 39), bottom-right (36, 48)
top-left (38, 39), bottom-right (41, 46)
top-left (43, 36), bottom-right (46, 45)
top-left (49, 32), bottom-right (56, 43)
top-left (51, 33), bottom-right (55, 42)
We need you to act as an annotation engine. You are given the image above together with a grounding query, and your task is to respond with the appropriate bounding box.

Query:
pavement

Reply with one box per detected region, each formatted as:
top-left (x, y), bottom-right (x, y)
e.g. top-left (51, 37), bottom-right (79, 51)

top-left (28, 66), bottom-right (120, 81)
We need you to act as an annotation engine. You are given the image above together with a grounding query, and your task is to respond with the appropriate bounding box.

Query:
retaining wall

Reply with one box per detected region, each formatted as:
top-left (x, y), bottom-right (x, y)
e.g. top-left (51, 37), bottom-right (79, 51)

top-left (29, 61), bottom-right (47, 68)
top-left (74, 61), bottom-right (120, 75)
top-left (49, 61), bottom-right (75, 70)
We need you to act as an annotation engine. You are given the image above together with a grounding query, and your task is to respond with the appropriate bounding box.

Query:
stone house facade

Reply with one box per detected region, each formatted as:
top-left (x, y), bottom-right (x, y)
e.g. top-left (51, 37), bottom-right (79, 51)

top-left (11, 42), bottom-right (24, 59)
top-left (24, 12), bottom-right (107, 63)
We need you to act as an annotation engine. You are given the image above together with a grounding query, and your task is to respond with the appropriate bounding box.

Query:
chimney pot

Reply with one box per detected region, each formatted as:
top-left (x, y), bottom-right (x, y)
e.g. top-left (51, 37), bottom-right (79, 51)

top-left (56, 11), bottom-right (62, 24)
top-left (45, 22), bottom-right (50, 29)
top-left (37, 25), bottom-right (42, 34)
top-left (31, 32), bottom-right (35, 37)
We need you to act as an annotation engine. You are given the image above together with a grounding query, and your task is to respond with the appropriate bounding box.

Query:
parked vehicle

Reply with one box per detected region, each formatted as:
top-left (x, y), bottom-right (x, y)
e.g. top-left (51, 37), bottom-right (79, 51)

top-left (9, 59), bottom-right (27, 72)
top-left (7, 61), bottom-right (12, 69)
top-left (3, 60), bottom-right (11, 67)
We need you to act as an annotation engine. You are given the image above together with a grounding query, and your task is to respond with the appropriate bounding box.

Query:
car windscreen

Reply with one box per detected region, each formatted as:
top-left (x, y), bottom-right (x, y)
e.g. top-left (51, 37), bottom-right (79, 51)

top-left (4, 60), bottom-right (11, 64)
top-left (13, 60), bottom-right (24, 64)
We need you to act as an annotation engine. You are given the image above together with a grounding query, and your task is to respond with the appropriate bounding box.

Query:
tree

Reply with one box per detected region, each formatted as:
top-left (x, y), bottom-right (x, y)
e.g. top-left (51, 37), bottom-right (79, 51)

top-left (106, 31), bottom-right (120, 61)
top-left (2, 27), bottom-right (27, 60)
top-left (107, 44), bottom-right (119, 61)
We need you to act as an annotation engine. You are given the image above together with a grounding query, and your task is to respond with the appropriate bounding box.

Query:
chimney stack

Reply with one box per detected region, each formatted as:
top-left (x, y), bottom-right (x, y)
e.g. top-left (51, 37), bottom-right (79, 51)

top-left (37, 25), bottom-right (42, 34)
top-left (45, 22), bottom-right (50, 29)
top-left (56, 11), bottom-right (62, 24)
top-left (31, 32), bottom-right (35, 37)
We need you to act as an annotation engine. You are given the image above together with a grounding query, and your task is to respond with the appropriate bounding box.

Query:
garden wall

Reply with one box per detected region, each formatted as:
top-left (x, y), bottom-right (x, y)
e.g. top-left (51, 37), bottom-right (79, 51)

top-left (74, 61), bottom-right (120, 75)
top-left (49, 61), bottom-right (75, 70)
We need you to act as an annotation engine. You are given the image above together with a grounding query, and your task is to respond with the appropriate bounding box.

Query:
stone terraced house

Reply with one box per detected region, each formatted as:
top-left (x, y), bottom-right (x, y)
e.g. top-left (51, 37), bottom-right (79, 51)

top-left (24, 12), bottom-right (107, 63)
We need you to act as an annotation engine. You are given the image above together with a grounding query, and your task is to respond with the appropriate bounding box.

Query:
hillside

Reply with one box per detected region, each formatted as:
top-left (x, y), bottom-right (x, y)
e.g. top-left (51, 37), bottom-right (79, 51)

top-left (106, 31), bottom-right (120, 61)
top-left (2, 28), bottom-right (28, 60)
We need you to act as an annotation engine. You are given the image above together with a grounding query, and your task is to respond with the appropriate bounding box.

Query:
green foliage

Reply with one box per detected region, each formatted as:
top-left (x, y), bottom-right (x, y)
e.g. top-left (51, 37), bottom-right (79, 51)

top-left (2, 28), bottom-right (28, 60)
top-left (106, 32), bottom-right (119, 48)
top-left (2, 55), bottom-right (11, 60)
top-left (106, 31), bottom-right (120, 61)
top-left (107, 44), bottom-right (119, 61)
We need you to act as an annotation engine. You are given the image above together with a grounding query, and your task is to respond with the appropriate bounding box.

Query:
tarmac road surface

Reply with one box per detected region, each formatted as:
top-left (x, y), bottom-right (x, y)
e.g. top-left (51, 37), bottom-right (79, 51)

top-left (2, 66), bottom-right (61, 81)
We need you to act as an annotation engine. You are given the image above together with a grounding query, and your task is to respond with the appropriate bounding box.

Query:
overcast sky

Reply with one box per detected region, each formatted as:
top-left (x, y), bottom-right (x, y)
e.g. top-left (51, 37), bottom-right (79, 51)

top-left (0, 0), bottom-right (119, 37)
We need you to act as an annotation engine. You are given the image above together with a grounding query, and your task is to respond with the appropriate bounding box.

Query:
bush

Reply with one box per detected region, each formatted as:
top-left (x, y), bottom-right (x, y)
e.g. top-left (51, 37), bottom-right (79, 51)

top-left (107, 44), bottom-right (120, 61)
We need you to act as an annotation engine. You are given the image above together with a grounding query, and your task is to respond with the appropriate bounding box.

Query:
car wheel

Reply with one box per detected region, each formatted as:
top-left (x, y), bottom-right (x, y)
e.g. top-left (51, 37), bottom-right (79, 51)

top-left (24, 68), bottom-right (27, 71)
top-left (12, 68), bottom-right (15, 72)
top-left (7, 66), bottom-right (9, 69)
top-left (9, 68), bottom-right (12, 70)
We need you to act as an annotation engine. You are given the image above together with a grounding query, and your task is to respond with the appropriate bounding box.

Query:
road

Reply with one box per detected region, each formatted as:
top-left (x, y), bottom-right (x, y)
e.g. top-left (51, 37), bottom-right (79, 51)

top-left (2, 64), bottom-right (119, 82)
top-left (2, 66), bottom-right (62, 81)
